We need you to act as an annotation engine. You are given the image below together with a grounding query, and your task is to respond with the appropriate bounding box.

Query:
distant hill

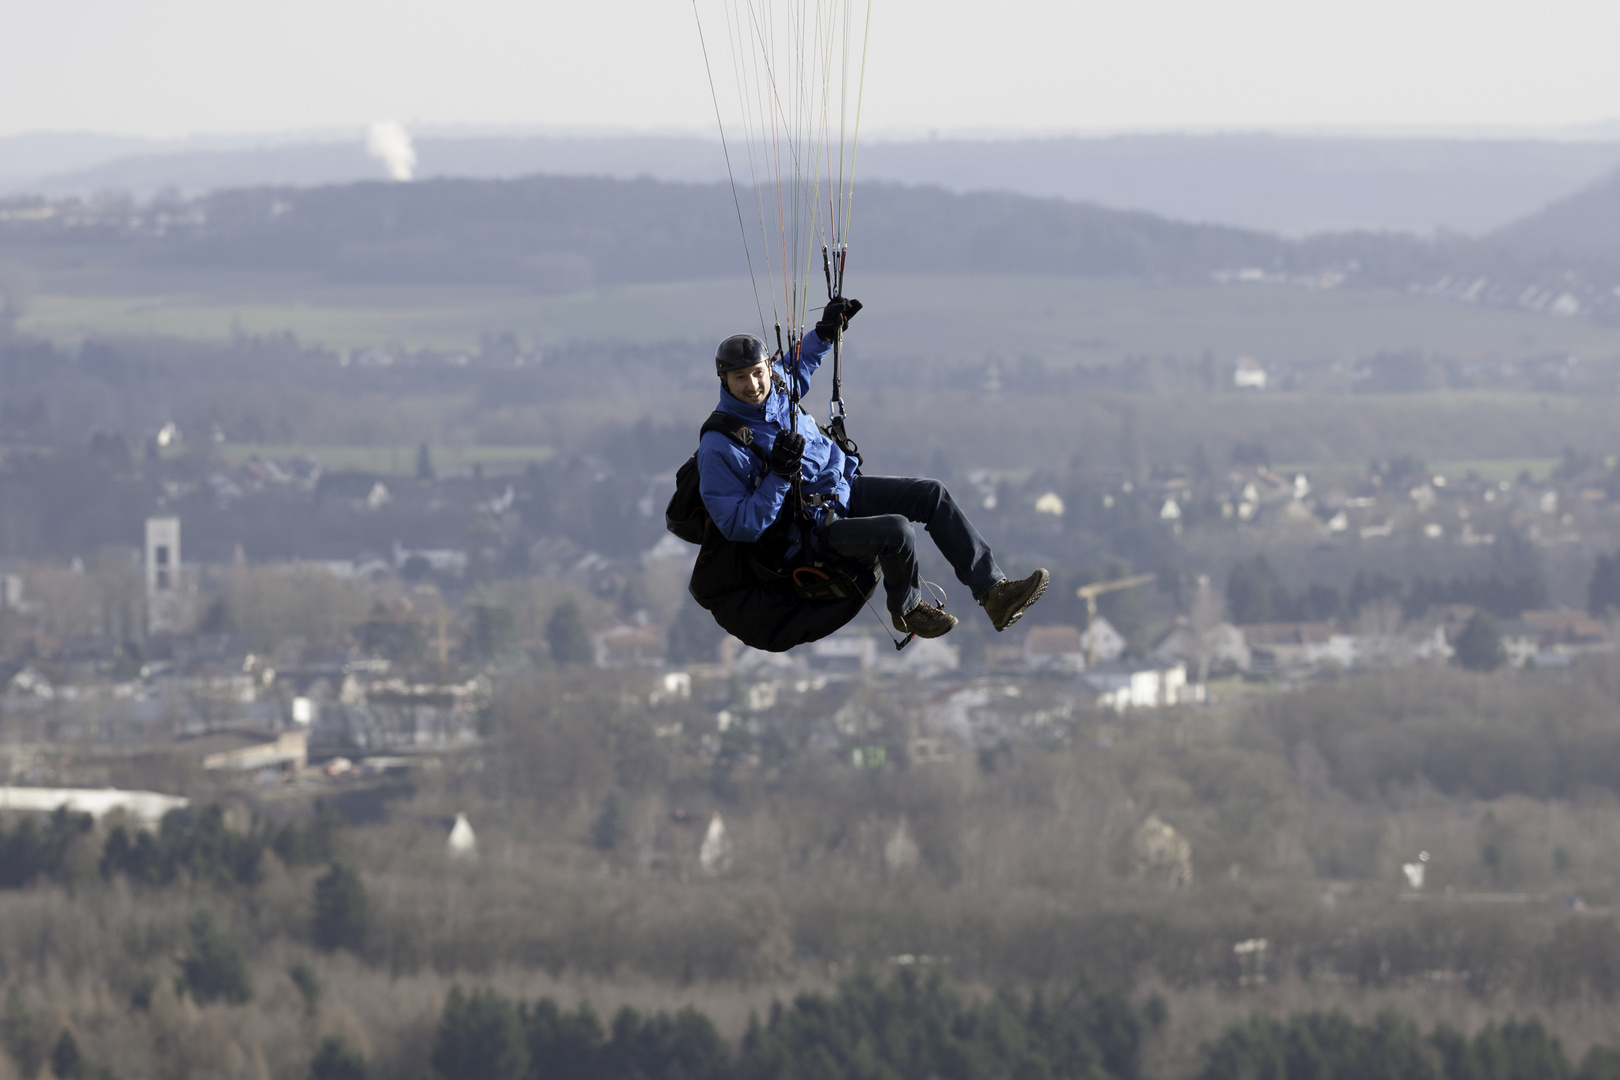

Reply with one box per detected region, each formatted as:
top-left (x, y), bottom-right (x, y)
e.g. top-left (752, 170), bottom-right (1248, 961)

top-left (5, 171), bottom-right (1620, 322)
top-left (7, 131), bottom-right (1620, 237)
top-left (0, 136), bottom-right (732, 201)
top-left (1491, 166), bottom-right (1620, 257)
top-left (862, 135), bottom-right (1620, 236)
top-left (0, 132), bottom-right (156, 184)
top-left (0, 173), bottom-right (1337, 286)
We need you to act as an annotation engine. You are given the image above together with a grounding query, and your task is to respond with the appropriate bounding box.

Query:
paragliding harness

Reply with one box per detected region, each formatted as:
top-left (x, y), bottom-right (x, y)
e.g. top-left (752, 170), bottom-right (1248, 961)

top-left (664, 400), bottom-right (872, 600)
top-left (743, 401), bottom-right (868, 604)
top-left (664, 387), bottom-right (889, 653)
top-left (665, 279), bottom-right (913, 652)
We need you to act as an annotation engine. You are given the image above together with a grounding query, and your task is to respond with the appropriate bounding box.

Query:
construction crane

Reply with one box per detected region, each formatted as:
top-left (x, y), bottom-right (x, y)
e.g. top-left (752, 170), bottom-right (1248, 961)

top-left (1076, 573), bottom-right (1155, 668)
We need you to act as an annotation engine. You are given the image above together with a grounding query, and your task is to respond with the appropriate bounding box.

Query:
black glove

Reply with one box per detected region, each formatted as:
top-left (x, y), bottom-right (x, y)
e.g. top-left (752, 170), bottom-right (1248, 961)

top-left (769, 430), bottom-right (805, 478)
top-left (815, 296), bottom-right (863, 339)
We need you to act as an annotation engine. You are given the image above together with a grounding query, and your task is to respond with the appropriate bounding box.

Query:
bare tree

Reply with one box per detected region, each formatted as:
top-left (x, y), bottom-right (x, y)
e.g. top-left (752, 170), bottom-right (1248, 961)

top-left (1188, 573), bottom-right (1224, 686)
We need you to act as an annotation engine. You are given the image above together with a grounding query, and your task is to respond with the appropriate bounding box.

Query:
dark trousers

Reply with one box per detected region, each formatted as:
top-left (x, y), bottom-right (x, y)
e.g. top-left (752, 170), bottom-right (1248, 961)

top-left (823, 476), bottom-right (1003, 616)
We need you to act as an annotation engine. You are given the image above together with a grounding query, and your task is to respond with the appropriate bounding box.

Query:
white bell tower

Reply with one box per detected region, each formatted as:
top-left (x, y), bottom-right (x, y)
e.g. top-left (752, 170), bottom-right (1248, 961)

top-left (145, 516), bottom-right (182, 634)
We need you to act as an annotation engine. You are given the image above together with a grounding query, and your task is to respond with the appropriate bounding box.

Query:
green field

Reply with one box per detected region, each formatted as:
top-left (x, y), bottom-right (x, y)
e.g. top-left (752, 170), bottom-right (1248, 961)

top-left (15, 256), bottom-right (1620, 469)
top-left (12, 259), bottom-right (1620, 366)
top-left (1433, 457), bottom-right (1565, 482)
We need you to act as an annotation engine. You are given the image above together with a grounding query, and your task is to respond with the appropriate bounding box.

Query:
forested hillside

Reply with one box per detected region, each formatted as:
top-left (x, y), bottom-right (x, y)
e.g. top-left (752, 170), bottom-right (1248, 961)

top-left (7, 172), bottom-right (1620, 320)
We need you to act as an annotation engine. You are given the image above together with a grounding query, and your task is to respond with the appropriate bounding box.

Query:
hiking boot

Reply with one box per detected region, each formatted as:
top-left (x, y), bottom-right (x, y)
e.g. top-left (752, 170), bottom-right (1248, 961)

top-left (980, 569), bottom-right (1050, 631)
top-left (893, 601), bottom-right (958, 639)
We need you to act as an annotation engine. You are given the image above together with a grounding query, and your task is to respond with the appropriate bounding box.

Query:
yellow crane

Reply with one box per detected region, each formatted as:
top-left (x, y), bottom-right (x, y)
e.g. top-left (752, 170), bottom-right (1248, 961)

top-left (1076, 573), bottom-right (1155, 668)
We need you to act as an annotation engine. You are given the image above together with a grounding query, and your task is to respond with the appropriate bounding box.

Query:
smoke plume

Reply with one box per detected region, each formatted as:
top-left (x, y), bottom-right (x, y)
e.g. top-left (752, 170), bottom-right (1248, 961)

top-left (365, 120), bottom-right (416, 182)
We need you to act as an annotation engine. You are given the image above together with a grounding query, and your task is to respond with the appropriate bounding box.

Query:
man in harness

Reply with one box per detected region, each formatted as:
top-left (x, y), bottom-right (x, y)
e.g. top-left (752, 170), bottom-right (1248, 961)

top-left (698, 298), bottom-right (1049, 640)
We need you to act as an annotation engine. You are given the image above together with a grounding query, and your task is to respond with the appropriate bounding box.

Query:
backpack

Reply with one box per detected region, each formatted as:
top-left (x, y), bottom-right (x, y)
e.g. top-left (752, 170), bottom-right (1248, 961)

top-left (665, 411), bottom-right (763, 544)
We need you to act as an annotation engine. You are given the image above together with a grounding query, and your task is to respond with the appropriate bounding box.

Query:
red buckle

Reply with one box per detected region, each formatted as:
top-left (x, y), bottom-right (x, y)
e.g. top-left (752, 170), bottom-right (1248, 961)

top-left (792, 566), bottom-right (830, 588)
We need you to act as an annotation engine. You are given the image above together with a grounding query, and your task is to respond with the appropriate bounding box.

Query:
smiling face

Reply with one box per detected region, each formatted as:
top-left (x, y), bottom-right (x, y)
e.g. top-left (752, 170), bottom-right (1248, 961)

top-left (723, 361), bottom-right (772, 406)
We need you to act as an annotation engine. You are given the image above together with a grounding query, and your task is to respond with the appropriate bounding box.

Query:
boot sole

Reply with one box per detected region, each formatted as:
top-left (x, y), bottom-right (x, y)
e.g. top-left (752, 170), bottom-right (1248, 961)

top-left (988, 570), bottom-right (1049, 632)
top-left (893, 615), bottom-right (959, 639)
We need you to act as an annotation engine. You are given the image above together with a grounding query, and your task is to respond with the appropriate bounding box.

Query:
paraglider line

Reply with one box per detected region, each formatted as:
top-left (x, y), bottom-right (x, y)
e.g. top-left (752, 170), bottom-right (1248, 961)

top-left (694, 0), bottom-right (769, 340)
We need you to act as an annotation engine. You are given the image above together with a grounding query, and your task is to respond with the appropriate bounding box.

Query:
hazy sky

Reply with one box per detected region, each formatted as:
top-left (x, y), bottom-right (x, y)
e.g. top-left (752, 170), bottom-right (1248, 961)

top-left (7, 0), bottom-right (1620, 140)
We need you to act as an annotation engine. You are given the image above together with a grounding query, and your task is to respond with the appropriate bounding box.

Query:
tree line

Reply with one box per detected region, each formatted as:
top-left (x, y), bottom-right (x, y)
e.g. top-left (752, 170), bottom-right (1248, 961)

top-left (0, 800), bottom-right (347, 890)
top-left (423, 972), bottom-right (1152, 1080)
top-left (1225, 555), bottom-right (1551, 626)
top-left (1200, 1009), bottom-right (1620, 1080)
top-left (306, 971), bottom-right (1620, 1080)
top-left (17, 960), bottom-right (1620, 1080)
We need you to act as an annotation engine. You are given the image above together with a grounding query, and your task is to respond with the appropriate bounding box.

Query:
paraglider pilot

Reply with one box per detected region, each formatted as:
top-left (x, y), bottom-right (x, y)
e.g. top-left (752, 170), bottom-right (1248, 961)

top-left (697, 298), bottom-right (1049, 639)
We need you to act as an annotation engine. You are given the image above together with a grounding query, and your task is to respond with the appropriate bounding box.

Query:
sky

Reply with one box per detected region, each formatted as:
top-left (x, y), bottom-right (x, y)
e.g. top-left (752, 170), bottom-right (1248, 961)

top-left (6, 0), bottom-right (1620, 140)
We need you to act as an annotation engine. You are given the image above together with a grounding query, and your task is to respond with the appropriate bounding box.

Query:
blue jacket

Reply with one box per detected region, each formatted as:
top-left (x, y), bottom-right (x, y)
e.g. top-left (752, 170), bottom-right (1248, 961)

top-left (697, 328), bottom-right (858, 548)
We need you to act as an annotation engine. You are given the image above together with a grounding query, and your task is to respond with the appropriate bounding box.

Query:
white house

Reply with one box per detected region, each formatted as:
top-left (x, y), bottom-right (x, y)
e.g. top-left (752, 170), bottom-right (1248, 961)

top-left (1233, 356), bottom-right (1269, 390)
top-left (1151, 619), bottom-right (1251, 674)
top-left (1079, 617), bottom-right (1127, 665)
top-left (1244, 622), bottom-right (1356, 672)
top-left (1080, 663), bottom-right (1189, 711)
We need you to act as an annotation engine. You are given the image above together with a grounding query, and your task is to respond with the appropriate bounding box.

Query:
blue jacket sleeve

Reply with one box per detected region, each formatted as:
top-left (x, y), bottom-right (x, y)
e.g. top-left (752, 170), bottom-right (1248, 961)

top-left (697, 433), bottom-right (789, 542)
top-left (787, 329), bottom-right (834, 399)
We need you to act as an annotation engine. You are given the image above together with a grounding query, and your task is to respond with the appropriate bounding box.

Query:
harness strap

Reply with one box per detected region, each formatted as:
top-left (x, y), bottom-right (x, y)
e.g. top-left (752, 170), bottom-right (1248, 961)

top-left (705, 401), bottom-right (837, 568)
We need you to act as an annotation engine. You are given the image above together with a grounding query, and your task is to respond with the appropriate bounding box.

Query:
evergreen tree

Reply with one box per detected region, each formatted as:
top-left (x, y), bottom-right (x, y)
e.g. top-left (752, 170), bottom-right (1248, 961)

top-left (466, 602), bottom-right (517, 663)
top-left (1590, 550), bottom-right (1620, 616)
top-left (179, 911), bottom-right (253, 1005)
top-left (731, 971), bottom-right (1145, 1080)
top-left (1087, 991), bottom-right (1144, 1080)
top-left (288, 961), bottom-right (322, 1016)
top-left (1197, 1013), bottom-right (1286, 1080)
top-left (358, 603), bottom-right (425, 663)
top-left (1432, 1023), bottom-right (1477, 1079)
top-left (546, 601), bottom-right (593, 666)
top-left (49, 1030), bottom-right (85, 1080)
top-left (128, 974), bottom-right (157, 1012)
top-left (590, 791), bottom-right (629, 852)
top-left (111, 640), bottom-right (143, 681)
top-left (1226, 554), bottom-right (1288, 625)
top-left (1469, 1018), bottom-right (1571, 1080)
top-left (97, 803), bottom-right (268, 889)
top-left (272, 799), bottom-right (343, 866)
top-left (416, 442), bottom-right (436, 481)
top-left (197, 595), bottom-right (234, 635)
top-left (523, 999), bottom-right (606, 1080)
top-left (0, 807), bottom-right (93, 888)
top-left (431, 987), bottom-right (529, 1080)
top-left (1302, 582), bottom-right (1345, 622)
top-left (308, 1035), bottom-right (369, 1080)
top-left (1349, 570), bottom-right (1403, 617)
top-left (1198, 1010), bottom-right (1437, 1080)
top-left (604, 1005), bottom-right (729, 1080)
top-left (1232, 440), bottom-right (1270, 467)
top-left (1454, 612), bottom-right (1507, 672)
top-left (1579, 1044), bottom-right (1620, 1080)
top-left (313, 863), bottom-right (369, 954)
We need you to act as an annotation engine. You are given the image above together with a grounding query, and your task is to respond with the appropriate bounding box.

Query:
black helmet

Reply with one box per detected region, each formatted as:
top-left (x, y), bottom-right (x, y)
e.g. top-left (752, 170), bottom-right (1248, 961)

top-left (715, 334), bottom-right (770, 376)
